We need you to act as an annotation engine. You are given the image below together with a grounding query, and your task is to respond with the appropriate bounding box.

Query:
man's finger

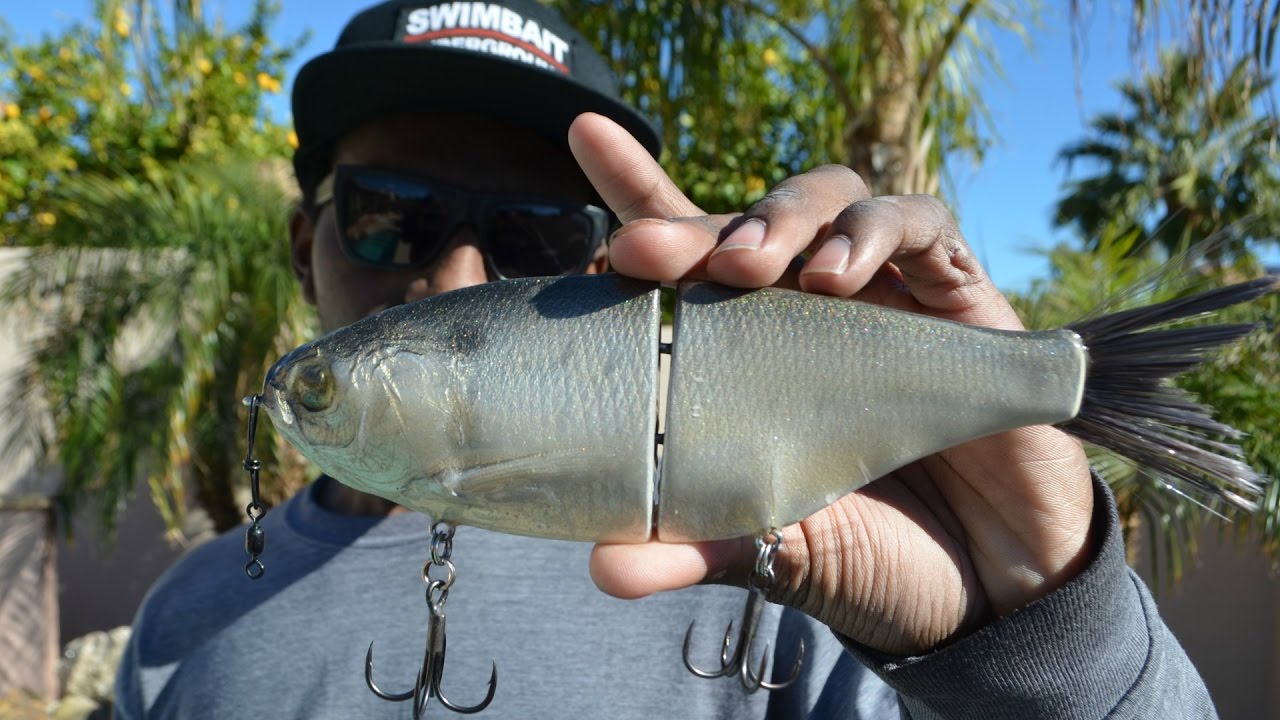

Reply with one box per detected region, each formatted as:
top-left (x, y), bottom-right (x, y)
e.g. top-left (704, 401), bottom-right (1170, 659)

top-left (799, 195), bottom-right (1022, 329)
top-left (589, 537), bottom-right (754, 599)
top-left (602, 163), bottom-right (871, 286)
top-left (704, 165), bottom-right (872, 289)
top-left (568, 112), bottom-right (701, 223)
top-left (606, 214), bottom-right (728, 283)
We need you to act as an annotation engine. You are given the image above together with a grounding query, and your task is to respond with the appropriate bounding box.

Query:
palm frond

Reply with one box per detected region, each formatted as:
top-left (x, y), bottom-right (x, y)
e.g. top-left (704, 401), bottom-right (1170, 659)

top-left (1, 156), bottom-right (316, 539)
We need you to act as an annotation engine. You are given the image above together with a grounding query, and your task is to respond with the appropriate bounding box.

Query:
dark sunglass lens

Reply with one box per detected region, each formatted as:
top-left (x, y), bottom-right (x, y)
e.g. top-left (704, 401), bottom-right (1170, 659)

top-left (341, 175), bottom-right (447, 268)
top-left (487, 204), bottom-right (595, 278)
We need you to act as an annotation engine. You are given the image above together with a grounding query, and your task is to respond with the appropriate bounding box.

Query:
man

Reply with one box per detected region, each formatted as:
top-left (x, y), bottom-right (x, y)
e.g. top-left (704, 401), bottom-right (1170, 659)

top-left (116, 1), bottom-right (1218, 717)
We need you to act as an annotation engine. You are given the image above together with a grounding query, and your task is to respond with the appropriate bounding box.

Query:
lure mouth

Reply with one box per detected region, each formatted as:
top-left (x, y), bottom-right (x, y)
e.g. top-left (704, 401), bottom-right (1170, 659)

top-left (261, 352), bottom-right (297, 420)
top-left (260, 344), bottom-right (339, 429)
top-left (265, 344), bottom-right (319, 393)
top-left (256, 377), bottom-right (291, 429)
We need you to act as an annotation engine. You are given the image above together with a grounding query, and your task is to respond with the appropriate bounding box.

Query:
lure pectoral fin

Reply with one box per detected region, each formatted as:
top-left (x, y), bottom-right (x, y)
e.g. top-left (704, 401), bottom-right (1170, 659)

top-left (404, 450), bottom-right (654, 543)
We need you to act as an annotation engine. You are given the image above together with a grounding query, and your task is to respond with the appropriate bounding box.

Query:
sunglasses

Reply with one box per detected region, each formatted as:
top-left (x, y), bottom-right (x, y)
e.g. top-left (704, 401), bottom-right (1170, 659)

top-left (314, 165), bottom-right (612, 279)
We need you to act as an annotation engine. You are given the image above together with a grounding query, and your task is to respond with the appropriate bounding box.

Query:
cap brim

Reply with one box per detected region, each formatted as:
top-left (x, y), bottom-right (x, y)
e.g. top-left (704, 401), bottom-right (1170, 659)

top-left (292, 43), bottom-right (661, 184)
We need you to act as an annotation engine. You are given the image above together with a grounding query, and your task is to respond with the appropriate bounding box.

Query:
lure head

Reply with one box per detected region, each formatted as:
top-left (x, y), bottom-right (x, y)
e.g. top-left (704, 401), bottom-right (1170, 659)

top-left (258, 326), bottom-right (455, 505)
top-left (252, 275), bottom-right (662, 542)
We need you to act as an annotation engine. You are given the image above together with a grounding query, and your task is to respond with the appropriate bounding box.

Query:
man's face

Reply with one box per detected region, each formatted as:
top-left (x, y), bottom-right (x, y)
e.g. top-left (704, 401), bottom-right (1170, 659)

top-left (291, 111), bottom-right (605, 332)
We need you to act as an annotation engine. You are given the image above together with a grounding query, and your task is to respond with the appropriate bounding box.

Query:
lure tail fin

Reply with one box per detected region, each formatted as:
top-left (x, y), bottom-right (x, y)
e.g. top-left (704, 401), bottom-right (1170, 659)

top-left (1059, 275), bottom-right (1278, 512)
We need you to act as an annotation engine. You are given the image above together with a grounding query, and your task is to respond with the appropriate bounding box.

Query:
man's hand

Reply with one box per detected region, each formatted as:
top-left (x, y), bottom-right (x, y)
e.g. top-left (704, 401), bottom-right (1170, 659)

top-left (568, 112), bottom-right (1095, 656)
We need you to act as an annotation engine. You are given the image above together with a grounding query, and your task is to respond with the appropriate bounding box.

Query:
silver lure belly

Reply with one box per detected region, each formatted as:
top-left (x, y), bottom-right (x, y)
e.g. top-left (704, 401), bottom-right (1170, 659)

top-left (260, 274), bottom-right (1087, 543)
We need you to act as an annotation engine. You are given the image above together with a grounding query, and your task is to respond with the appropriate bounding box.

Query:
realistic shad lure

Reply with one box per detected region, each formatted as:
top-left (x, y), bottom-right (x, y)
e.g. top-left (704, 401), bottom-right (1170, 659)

top-left (241, 272), bottom-right (1276, 714)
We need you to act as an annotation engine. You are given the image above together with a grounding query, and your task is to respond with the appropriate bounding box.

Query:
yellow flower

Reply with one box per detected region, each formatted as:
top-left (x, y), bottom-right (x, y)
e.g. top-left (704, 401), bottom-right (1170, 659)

top-left (286, 130), bottom-right (299, 149)
top-left (745, 175), bottom-right (766, 196)
top-left (114, 8), bottom-right (131, 37)
top-left (59, 47), bottom-right (74, 62)
top-left (196, 57), bottom-right (213, 75)
top-left (3, 103), bottom-right (19, 120)
top-left (762, 48), bottom-right (778, 66)
top-left (256, 72), bottom-right (278, 92)
top-left (119, 82), bottom-right (132, 97)
top-left (26, 65), bottom-right (45, 82)
top-left (35, 212), bottom-right (57, 227)
top-left (87, 86), bottom-right (104, 102)
top-left (233, 71), bottom-right (247, 87)
top-left (38, 106), bottom-right (53, 122)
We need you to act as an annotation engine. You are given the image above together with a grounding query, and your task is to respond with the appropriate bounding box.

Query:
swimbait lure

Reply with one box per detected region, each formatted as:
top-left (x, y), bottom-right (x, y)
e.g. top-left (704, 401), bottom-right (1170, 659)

top-left (243, 271), bottom-right (1275, 713)
top-left (257, 273), bottom-right (1274, 542)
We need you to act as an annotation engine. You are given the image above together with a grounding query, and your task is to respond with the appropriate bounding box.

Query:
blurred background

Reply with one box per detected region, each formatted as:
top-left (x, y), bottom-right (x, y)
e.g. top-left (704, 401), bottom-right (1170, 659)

top-left (1, 1), bottom-right (1278, 717)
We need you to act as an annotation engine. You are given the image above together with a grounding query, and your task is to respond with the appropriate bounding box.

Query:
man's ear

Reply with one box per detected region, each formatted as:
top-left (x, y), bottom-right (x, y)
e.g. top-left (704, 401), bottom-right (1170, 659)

top-left (289, 207), bottom-right (317, 305)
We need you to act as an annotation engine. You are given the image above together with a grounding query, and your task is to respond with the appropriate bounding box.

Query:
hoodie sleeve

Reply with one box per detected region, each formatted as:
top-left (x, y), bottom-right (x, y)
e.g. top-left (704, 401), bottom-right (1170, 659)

top-left (841, 473), bottom-right (1218, 719)
top-left (112, 620), bottom-right (145, 720)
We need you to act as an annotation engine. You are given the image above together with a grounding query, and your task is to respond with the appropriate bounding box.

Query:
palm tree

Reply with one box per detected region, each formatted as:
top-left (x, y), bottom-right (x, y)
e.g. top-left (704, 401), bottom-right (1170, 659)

top-left (554, 0), bottom-right (1026, 203)
top-left (1054, 51), bottom-right (1280, 258)
top-left (0, 1), bottom-right (306, 539)
top-left (3, 159), bottom-right (315, 536)
top-left (1044, 48), bottom-right (1280, 582)
top-left (1111, 0), bottom-right (1280, 84)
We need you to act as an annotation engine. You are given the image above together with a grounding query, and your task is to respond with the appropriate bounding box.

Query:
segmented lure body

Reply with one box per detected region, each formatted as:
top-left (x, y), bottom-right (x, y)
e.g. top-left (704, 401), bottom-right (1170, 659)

top-left (259, 273), bottom-right (1273, 542)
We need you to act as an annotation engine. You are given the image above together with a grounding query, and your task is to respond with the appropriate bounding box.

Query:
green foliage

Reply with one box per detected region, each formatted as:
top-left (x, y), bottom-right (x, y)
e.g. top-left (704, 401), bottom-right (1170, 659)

top-left (549, 0), bottom-right (819, 212)
top-left (1, 1), bottom-right (312, 538)
top-left (4, 158), bottom-right (315, 537)
top-left (1054, 51), bottom-right (1280, 257)
top-left (551, 0), bottom-right (1029, 207)
top-left (1117, 0), bottom-right (1280, 88)
top-left (0, 0), bottom-right (304, 240)
top-left (1176, 288), bottom-right (1280, 572)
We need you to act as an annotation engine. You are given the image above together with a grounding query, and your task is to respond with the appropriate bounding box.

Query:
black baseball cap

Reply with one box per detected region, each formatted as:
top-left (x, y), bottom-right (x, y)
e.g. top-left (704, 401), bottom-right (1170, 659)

top-left (291, 0), bottom-right (662, 194)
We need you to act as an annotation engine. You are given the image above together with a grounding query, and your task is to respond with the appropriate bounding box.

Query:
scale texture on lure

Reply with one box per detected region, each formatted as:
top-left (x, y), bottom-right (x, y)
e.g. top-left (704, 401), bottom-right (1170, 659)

top-left (258, 273), bottom-right (1276, 543)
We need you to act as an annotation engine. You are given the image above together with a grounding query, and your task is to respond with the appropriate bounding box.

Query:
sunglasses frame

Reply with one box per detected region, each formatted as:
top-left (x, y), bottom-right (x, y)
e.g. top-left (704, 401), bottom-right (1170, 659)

top-left (314, 165), bottom-right (613, 280)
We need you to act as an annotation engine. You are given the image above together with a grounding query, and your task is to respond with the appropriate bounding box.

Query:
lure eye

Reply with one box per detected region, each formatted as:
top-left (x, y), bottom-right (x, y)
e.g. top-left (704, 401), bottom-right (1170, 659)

top-left (293, 360), bottom-right (334, 412)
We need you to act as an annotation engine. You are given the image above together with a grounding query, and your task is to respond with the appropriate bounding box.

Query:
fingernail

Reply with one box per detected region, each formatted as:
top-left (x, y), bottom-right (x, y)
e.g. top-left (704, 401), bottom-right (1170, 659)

top-left (609, 217), bottom-right (670, 244)
top-left (712, 218), bottom-right (766, 256)
top-left (803, 235), bottom-right (852, 275)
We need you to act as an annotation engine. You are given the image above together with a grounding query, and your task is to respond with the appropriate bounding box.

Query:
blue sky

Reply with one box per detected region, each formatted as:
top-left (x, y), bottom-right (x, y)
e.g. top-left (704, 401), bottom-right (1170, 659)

top-left (7, 2), bottom-right (1263, 292)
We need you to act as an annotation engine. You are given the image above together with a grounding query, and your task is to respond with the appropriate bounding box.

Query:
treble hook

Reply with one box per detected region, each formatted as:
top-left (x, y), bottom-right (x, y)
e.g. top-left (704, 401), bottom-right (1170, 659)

top-left (681, 529), bottom-right (805, 693)
top-left (365, 595), bottom-right (497, 716)
top-left (365, 532), bottom-right (497, 716)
